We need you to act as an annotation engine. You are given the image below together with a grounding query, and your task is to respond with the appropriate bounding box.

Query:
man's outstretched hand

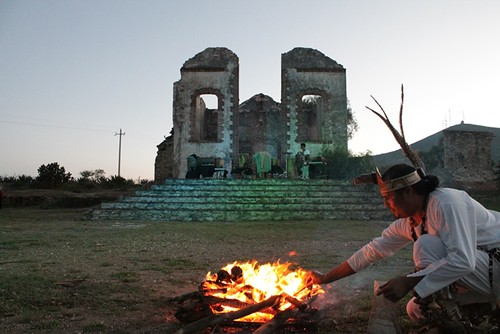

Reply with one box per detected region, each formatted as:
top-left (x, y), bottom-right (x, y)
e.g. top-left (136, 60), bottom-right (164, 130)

top-left (306, 271), bottom-right (324, 285)
top-left (376, 276), bottom-right (423, 302)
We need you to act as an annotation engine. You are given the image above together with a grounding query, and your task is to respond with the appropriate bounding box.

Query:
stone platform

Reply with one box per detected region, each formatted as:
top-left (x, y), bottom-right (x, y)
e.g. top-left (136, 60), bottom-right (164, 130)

top-left (87, 178), bottom-right (392, 222)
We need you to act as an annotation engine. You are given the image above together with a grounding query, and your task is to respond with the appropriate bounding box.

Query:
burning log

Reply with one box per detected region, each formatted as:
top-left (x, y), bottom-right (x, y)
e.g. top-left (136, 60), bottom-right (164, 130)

top-left (173, 259), bottom-right (324, 333)
top-left (282, 293), bottom-right (308, 311)
top-left (173, 293), bottom-right (213, 325)
top-left (253, 305), bottom-right (300, 334)
top-left (175, 294), bottom-right (281, 334)
top-left (202, 295), bottom-right (277, 315)
top-left (253, 293), bottom-right (321, 333)
top-left (201, 287), bottom-right (228, 296)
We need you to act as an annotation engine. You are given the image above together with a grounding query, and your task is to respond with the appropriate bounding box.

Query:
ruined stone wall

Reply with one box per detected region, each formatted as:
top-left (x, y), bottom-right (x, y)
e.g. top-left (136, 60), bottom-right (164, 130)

top-left (443, 129), bottom-right (496, 187)
top-left (154, 134), bottom-right (173, 181)
top-left (281, 48), bottom-right (347, 158)
top-left (172, 47), bottom-right (239, 178)
top-left (238, 93), bottom-right (282, 161)
top-left (155, 47), bottom-right (348, 181)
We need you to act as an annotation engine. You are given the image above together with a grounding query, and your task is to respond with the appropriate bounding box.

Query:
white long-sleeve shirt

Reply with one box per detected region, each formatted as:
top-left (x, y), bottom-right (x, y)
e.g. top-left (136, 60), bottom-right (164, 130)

top-left (347, 188), bottom-right (500, 298)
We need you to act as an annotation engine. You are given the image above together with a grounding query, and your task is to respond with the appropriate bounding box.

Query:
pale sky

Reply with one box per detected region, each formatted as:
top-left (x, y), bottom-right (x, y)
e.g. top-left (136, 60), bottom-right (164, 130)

top-left (1, 0), bottom-right (499, 180)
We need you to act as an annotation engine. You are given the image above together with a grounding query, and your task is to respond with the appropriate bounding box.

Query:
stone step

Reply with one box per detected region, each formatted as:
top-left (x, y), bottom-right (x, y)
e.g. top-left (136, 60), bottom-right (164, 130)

top-left (116, 196), bottom-right (380, 205)
top-left (88, 179), bottom-right (391, 222)
top-left (128, 192), bottom-right (377, 202)
top-left (101, 201), bottom-right (382, 211)
top-left (90, 208), bottom-right (389, 222)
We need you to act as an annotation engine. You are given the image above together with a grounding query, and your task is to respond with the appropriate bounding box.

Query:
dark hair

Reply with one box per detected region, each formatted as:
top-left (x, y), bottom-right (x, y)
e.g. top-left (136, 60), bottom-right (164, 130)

top-left (382, 164), bottom-right (440, 195)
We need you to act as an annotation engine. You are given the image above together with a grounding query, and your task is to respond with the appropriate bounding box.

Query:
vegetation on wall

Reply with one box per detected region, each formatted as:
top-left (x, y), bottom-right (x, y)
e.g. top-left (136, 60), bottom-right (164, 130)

top-left (321, 146), bottom-right (375, 180)
top-left (302, 96), bottom-right (358, 140)
top-left (418, 137), bottom-right (444, 172)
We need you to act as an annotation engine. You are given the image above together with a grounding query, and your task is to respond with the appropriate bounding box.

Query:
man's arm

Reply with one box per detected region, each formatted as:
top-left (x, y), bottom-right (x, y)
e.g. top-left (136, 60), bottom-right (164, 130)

top-left (308, 261), bottom-right (355, 285)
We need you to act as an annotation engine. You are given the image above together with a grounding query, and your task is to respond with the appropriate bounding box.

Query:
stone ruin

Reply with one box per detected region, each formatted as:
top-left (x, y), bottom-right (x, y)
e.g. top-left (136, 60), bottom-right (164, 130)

top-left (154, 47), bottom-right (498, 190)
top-left (155, 47), bottom-right (348, 181)
top-left (443, 128), bottom-right (497, 189)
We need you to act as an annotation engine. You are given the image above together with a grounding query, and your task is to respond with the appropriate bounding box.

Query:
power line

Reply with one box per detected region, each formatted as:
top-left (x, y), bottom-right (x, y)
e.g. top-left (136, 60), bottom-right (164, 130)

top-left (0, 119), bottom-right (114, 133)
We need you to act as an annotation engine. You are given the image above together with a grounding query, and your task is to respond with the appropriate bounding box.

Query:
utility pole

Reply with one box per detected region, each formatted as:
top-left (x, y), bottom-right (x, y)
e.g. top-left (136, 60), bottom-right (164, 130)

top-left (115, 128), bottom-right (125, 177)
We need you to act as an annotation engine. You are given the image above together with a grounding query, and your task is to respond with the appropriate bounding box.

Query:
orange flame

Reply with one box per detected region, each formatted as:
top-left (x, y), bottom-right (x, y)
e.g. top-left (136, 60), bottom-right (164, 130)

top-left (202, 260), bottom-right (323, 322)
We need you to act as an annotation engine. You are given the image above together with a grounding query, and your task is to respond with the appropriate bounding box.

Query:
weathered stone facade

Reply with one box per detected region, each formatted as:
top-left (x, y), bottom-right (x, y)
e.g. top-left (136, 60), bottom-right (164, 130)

top-left (238, 93), bottom-right (282, 158)
top-left (443, 129), bottom-right (496, 188)
top-left (155, 47), bottom-right (348, 181)
top-left (171, 47), bottom-right (240, 179)
top-left (281, 48), bottom-right (348, 158)
top-left (154, 130), bottom-right (174, 182)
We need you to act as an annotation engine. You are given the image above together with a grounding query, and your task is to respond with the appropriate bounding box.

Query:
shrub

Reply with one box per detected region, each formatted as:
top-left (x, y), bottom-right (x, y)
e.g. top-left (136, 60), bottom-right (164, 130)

top-left (321, 146), bottom-right (375, 180)
top-left (35, 162), bottom-right (73, 189)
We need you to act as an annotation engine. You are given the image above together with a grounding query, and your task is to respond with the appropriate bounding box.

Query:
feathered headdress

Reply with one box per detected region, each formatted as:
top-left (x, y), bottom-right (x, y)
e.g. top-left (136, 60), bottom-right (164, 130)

top-left (353, 84), bottom-right (425, 195)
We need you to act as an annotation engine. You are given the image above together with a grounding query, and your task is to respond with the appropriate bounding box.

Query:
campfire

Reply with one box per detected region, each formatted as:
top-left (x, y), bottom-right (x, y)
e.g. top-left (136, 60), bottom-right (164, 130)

top-left (172, 260), bottom-right (324, 334)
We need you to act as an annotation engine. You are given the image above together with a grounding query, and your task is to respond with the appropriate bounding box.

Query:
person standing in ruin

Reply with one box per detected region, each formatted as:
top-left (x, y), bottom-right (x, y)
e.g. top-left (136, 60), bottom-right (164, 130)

top-left (295, 143), bottom-right (311, 179)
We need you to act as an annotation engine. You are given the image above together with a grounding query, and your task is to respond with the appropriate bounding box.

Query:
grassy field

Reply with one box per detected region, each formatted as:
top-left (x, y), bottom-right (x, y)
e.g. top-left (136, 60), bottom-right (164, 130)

top-left (1, 189), bottom-right (499, 333)
top-left (0, 207), bottom-right (419, 333)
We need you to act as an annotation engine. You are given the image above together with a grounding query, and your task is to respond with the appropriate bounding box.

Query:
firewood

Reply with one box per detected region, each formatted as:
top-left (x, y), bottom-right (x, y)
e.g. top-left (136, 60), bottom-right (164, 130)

top-left (175, 295), bottom-right (281, 334)
top-left (282, 293), bottom-right (307, 311)
top-left (231, 265), bottom-right (243, 282)
top-left (253, 306), bottom-right (299, 334)
top-left (202, 295), bottom-right (255, 310)
top-left (200, 287), bottom-right (228, 296)
top-left (174, 298), bottom-right (212, 324)
top-left (217, 269), bottom-right (231, 283)
top-left (202, 295), bottom-right (277, 315)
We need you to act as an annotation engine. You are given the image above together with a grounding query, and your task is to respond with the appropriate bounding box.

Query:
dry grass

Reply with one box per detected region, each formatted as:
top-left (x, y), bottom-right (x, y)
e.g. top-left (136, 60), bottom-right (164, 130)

top-left (0, 207), bottom-right (418, 333)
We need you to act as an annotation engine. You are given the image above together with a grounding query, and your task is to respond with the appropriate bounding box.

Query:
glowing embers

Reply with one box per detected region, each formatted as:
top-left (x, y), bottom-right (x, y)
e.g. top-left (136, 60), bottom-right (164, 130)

top-left (202, 260), bottom-right (323, 322)
top-left (173, 260), bottom-right (323, 333)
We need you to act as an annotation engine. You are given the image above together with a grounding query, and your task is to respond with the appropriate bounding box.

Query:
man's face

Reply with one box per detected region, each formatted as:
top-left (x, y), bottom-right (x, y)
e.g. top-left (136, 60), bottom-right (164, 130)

top-left (382, 188), bottom-right (412, 218)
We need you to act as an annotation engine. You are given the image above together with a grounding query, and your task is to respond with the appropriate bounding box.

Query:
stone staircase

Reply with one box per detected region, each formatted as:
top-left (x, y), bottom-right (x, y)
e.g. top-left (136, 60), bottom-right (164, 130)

top-left (88, 179), bottom-right (392, 222)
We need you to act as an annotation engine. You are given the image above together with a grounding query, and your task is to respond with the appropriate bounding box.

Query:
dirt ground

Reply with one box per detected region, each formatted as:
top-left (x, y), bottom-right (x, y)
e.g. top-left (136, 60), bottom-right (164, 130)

top-left (0, 207), bottom-right (417, 334)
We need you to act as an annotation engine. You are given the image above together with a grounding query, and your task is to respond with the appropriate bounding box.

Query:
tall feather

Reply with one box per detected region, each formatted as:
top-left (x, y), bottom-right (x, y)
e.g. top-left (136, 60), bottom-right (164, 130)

top-left (365, 85), bottom-right (422, 169)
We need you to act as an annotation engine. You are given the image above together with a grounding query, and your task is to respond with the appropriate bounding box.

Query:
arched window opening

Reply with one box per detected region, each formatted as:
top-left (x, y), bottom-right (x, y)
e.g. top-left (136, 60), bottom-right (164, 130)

top-left (301, 94), bottom-right (323, 141)
top-left (193, 94), bottom-right (219, 142)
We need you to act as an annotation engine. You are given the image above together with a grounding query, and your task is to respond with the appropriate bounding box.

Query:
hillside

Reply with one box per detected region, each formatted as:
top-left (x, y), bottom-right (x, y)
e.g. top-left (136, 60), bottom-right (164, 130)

top-left (373, 123), bottom-right (500, 168)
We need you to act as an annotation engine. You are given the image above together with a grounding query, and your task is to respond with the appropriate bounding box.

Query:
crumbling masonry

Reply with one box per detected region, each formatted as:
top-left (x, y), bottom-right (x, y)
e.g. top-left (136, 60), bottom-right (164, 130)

top-left (155, 47), bottom-right (348, 181)
top-left (154, 48), bottom-right (498, 187)
top-left (443, 128), bottom-right (496, 188)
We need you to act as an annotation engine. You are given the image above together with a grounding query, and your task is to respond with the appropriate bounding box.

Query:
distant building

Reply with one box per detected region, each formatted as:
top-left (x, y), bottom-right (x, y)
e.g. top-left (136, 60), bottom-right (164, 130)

top-left (443, 127), bottom-right (496, 189)
top-left (373, 122), bottom-right (498, 190)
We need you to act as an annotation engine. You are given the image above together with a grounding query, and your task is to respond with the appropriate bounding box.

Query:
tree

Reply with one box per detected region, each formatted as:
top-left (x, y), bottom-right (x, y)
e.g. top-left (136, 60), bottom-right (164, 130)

top-left (77, 169), bottom-right (107, 190)
top-left (0, 175), bottom-right (34, 189)
top-left (36, 162), bottom-right (72, 189)
top-left (78, 169), bottom-right (106, 184)
top-left (321, 146), bottom-right (374, 180)
top-left (105, 175), bottom-right (135, 189)
top-left (302, 96), bottom-right (358, 139)
top-left (418, 137), bottom-right (444, 172)
top-left (346, 100), bottom-right (358, 140)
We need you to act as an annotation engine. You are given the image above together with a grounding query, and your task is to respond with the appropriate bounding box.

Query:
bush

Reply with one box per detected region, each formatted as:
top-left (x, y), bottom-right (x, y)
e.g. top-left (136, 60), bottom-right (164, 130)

top-left (0, 175), bottom-right (34, 189)
top-left (35, 162), bottom-right (73, 189)
top-left (1, 165), bottom-right (146, 199)
top-left (105, 175), bottom-right (135, 189)
top-left (321, 146), bottom-right (375, 180)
